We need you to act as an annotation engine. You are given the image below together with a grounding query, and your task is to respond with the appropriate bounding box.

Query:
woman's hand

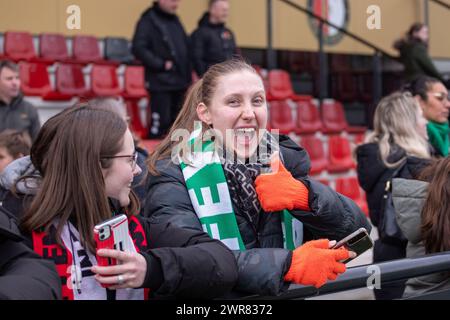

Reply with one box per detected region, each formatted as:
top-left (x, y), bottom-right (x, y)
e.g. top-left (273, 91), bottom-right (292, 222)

top-left (91, 249), bottom-right (147, 290)
top-left (255, 156), bottom-right (310, 212)
top-left (284, 239), bottom-right (356, 288)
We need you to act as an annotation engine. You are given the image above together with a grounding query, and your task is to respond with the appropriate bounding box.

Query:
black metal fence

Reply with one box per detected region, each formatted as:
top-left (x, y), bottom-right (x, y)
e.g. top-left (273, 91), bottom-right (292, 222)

top-left (242, 251), bottom-right (450, 300)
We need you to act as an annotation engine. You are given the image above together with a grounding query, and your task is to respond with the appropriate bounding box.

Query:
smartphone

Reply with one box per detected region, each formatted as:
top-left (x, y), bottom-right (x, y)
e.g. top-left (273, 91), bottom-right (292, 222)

top-left (331, 228), bottom-right (373, 264)
top-left (94, 214), bottom-right (134, 268)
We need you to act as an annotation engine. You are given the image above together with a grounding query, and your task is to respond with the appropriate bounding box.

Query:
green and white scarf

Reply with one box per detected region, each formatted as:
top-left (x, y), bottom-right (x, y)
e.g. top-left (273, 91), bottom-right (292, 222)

top-left (179, 123), bottom-right (302, 251)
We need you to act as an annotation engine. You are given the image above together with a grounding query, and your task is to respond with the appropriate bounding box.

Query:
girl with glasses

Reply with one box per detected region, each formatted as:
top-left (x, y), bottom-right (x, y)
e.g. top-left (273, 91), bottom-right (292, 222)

top-left (5, 104), bottom-right (237, 300)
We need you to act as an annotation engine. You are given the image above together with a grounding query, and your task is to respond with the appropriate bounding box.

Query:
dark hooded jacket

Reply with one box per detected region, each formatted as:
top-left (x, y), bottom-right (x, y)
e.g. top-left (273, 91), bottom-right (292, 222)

top-left (356, 143), bottom-right (431, 228)
top-left (0, 206), bottom-right (61, 300)
top-left (394, 39), bottom-right (443, 83)
top-left (144, 135), bottom-right (371, 296)
top-left (132, 2), bottom-right (192, 91)
top-left (191, 12), bottom-right (238, 76)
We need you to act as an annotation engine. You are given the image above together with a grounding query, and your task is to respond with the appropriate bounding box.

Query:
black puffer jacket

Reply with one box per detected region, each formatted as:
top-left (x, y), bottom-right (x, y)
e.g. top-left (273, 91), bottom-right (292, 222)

top-left (132, 2), bottom-right (192, 91)
top-left (356, 143), bottom-right (431, 228)
top-left (144, 135), bottom-right (371, 296)
top-left (0, 206), bottom-right (61, 300)
top-left (191, 12), bottom-right (238, 76)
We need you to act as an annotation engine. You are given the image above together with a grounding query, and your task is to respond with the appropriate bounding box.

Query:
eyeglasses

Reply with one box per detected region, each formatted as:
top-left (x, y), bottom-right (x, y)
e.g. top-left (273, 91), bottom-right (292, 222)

top-left (430, 92), bottom-right (450, 103)
top-left (101, 152), bottom-right (138, 170)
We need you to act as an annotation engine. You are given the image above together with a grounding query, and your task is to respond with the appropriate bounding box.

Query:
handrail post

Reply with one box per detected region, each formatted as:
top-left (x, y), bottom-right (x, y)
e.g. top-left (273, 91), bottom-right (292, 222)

top-left (369, 51), bottom-right (383, 128)
top-left (424, 0), bottom-right (430, 27)
top-left (267, 0), bottom-right (276, 70)
top-left (318, 20), bottom-right (328, 103)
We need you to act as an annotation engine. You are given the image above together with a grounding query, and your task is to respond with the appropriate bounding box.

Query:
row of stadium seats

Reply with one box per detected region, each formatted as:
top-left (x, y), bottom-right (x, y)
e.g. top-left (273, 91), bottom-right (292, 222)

top-left (19, 62), bottom-right (146, 99)
top-left (0, 31), bottom-right (135, 65)
top-left (268, 99), bottom-right (366, 135)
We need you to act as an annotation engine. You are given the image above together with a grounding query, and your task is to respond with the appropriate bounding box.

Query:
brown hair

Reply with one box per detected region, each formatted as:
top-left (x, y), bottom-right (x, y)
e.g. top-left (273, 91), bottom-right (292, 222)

top-left (21, 105), bottom-right (139, 252)
top-left (0, 130), bottom-right (31, 159)
top-left (147, 58), bottom-right (258, 175)
top-left (418, 158), bottom-right (450, 253)
top-left (0, 60), bottom-right (19, 74)
top-left (394, 23), bottom-right (427, 50)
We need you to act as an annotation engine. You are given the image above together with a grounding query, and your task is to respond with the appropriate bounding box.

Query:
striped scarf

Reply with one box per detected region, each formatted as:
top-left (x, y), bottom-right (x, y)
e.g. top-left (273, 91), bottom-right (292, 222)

top-left (179, 122), bottom-right (302, 251)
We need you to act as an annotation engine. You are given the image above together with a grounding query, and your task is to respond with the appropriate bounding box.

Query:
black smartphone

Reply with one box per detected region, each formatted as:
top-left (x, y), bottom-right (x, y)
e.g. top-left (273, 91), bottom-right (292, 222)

top-left (331, 228), bottom-right (373, 264)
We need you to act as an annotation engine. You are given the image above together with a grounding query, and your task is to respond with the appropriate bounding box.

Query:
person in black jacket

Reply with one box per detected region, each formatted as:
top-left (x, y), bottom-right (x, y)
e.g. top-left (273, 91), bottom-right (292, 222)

top-left (191, 0), bottom-right (238, 77)
top-left (145, 59), bottom-right (371, 296)
top-left (0, 206), bottom-right (61, 300)
top-left (132, 0), bottom-right (192, 139)
top-left (356, 91), bottom-right (431, 299)
top-left (12, 105), bottom-right (237, 300)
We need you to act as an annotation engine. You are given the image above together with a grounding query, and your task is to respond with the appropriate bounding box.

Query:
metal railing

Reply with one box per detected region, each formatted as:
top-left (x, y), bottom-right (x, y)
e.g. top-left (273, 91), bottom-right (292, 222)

top-left (429, 0), bottom-right (450, 11)
top-left (242, 251), bottom-right (450, 300)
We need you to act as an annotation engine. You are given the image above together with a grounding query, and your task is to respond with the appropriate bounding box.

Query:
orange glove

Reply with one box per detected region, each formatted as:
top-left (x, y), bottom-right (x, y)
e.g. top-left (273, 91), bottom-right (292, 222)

top-left (255, 156), bottom-right (310, 212)
top-left (284, 239), bottom-right (349, 288)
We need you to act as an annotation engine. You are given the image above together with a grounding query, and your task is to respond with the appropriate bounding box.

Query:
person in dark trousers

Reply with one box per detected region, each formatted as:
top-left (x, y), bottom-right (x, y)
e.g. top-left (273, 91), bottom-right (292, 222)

top-left (394, 23), bottom-right (444, 84)
top-left (132, 0), bottom-right (192, 139)
top-left (0, 206), bottom-right (61, 300)
top-left (0, 60), bottom-right (41, 141)
top-left (356, 91), bottom-right (431, 300)
top-left (191, 0), bottom-right (239, 77)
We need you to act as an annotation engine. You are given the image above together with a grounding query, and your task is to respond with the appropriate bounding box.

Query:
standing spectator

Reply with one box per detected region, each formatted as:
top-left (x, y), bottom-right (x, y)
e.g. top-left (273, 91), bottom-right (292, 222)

top-left (132, 0), bottom-right (192, 139)
top-left (403, 76), bottom-right (450, 157)
top-left (0, 60), bottom-right (41, 140)
top-left (394, 23), bottom-right (444, 83)
top-left (191, 0), bottom-right (239, 77)
top-left (0, 130), bottom-right (31, 174)
top-left (356, 91), bottom-right (431, 300)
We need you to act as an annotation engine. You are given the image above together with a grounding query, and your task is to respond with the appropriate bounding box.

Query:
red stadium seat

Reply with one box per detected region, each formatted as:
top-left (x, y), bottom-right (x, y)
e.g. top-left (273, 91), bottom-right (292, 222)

top-left (125, 100), bottom-right (148, 139)
top-left (90, 64), bottom-right (122, 97)
top-left (72, 35), bottom-right (104, 64)
top-left (19, 62), bottom-right (52, 96)
top-left (54, 63), bottom-right (88, 97)
top-left (331, 72), bottom-right (357, 102)
top-left (20, 62), bottom-right (75, 100)
top-left (321, 100), bottom-right (366, 134)
top-left (269, 101), bottom-right (295, 134)
top-left (39, 33), bottom-right (69, 63)
top-left (328, 135), bottom-right (355, 173)
top-left (335, 177), bottom-right (369, 216)
top-left (267, 69), bottom-right (309, 101)
top-left (321, 100), bottom-right (348, 133)
top-left (4, 31), bottom-right (36, 61)
top-left (123, 66), bottom-right (147, 99)
top-left (300, 135), bottom-right (328, 175)
top-left (295, 99), bottom-right (323, 134)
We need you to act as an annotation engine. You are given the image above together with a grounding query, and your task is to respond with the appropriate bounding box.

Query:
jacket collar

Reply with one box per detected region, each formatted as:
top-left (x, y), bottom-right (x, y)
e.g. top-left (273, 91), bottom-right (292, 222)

top-left (0, 94), bottom-right (23, 108)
